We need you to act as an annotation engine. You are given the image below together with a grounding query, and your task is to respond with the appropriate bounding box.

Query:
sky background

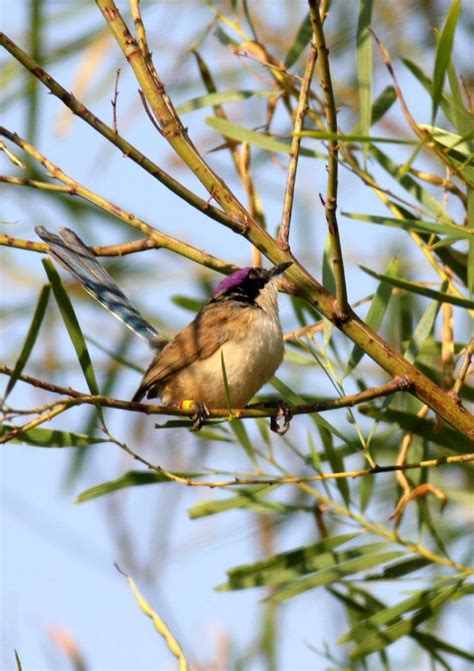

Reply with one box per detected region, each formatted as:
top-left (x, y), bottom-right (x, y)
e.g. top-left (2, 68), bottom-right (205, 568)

top-left (1, 1), bottom-right (473, 670)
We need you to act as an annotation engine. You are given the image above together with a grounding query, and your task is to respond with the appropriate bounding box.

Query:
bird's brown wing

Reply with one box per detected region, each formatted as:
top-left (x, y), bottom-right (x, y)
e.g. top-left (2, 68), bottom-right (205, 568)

top-left (132, 302), bottom-right (242, 401)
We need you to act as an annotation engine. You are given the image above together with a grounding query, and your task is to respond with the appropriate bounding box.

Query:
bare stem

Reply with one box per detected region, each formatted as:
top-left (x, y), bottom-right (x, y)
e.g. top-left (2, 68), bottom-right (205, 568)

top-left (278, 42), bottom-right (318, 250)
top-left (308, 0), bottom-right (348, 316)
top-left (0, 128), bottom-right (234, 275)
top-left (0, 364), bottom-right (410, 426)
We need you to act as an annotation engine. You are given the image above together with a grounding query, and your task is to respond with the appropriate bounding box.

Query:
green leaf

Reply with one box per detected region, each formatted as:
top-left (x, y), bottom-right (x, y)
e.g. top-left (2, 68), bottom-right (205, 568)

top-left (413, 631), bottom-right (474, 664)
top-left (344, 212), bottom-right (471, 240)
top-left (299, 130), bottom-right (414, 145)
top-left (404, 280), bottom-right (448, 364)
top-left (340, 582), bottom-right (460, 645)
top-left (468, 189), bottom-right (474, 295)
top-left (270, 551), bottom-right (404, 602)
top-left (3, 284), bottom-right (50, 398)
top-left (42, 258), bottom-right (104, 422)
top-left (284, 12), bottom-right (311, 68)
top-left (365, 556), bottom-right (431, 580)
top-left (432, 0), bottom-right (461, 123)
top-left (75, 470), bottom-right (201, 503)
top-left (356, 0), bottom-right (373, 162)
top-left (350, 86), bottom-right (397, 135)
top-left (345, 258), bottom-right (398, 376)
top-left (349, 582), bottom-right (463, 659)
top-left (219, 533), bottom-right (361, 590)
top-left (205, 116), bottom-right (327, 158)
top-left (402, 57), bottom-right (472, 132)
top-left (189, 487), bottom-right (309, 519)
top-left (170, 295), bottom-right (204, 313)
top-left (230, 419), bottom-right (257, 466)
top-left (175, 89), bottom-right (271, 115)
top-left (359, 266), bottom-right (473, 310)
top-left (0, 425), bottom-right (107, 448)
top-left (359, 407), bottom-right (474, 453)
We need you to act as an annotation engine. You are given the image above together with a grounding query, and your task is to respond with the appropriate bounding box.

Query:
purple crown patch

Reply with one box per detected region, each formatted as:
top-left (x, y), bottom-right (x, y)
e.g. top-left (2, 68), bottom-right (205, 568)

top-left (213, 267), bottom-right (253, 296)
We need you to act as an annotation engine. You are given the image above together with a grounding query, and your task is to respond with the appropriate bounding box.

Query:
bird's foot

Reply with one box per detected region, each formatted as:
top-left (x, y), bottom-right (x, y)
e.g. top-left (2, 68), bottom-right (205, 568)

top-left (270, 401), bottom-right (293, 436)
top-left (176, 400), bottom-right (210, 431)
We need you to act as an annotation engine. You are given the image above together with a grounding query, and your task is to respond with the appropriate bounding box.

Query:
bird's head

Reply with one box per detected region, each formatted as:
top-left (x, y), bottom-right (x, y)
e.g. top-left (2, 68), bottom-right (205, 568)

top-left (211, 262), bottom-right (291, 313)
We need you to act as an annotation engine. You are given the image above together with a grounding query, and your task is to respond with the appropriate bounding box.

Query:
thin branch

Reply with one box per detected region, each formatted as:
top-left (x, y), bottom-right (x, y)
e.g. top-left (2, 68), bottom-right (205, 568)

top-left (0, 128), bottom-right (234, 275)
top-left (124, 452), bottom-right (474, 490)
top-left (0, 32), bottom-right (241, 233)
top-left (96, 0), bottom-right (251, 224)
top-left (308, 0), bottom-right (348, 316)
top-left (278, 42), bottom-right (318, 250)
top-left (111, 67), bottom-right (121, 133)
top-left (0, 364), bottom-right (411, 427)
top-left (370, 28), bottom-right (472, 187)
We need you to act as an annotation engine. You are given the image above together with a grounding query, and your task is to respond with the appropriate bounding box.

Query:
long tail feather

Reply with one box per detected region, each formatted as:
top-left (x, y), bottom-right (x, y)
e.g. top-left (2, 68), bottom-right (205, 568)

top-left (36, 227), bottom-right (161, 343)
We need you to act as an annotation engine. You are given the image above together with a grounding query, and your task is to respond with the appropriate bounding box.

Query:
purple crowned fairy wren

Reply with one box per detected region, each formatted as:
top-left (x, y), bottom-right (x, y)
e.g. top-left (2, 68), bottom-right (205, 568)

top-left (36, 227), bottom-right (291, 426)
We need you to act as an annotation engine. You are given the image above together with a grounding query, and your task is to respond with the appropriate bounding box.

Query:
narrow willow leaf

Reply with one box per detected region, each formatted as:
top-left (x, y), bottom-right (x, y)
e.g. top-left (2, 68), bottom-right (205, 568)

top-left (446, 64), bottom-right (471, 135)
top-left (349, 582), bottom-right (462, 659)
top-left (340, 583), bottom-right (456, 645)
top-left (345, 258), bottom-right (398, 376)
top-left (0, 425), bottom-right (107, 448)
top-left (42, 259), bottom-right (103, 422)
top-left (414, 631), bottom-right (474, 663)
top-left (230, 419), bottom-right (257, 466)
top-left (175, 89), bottom-right (271, 115)
top-left (299, 130), bottom-right (413, 145)
top-left (219, 533), bottom-right (361, 590)
top-left (365, 556), bottom-right (431, 580)
top-left (350, 86), bottom-right (397, 135)
top-left (270, 551), bottom-right (404, 602)
top-left (359, 407), bottom-right (474, 452)
top-left (356, 0), bottom-right (373, 162)
top-left (4, 284), bottom-right (50, 398)
top-left (344, 212), bottom-right (470, 240)
top-left (171, 295), bottom-right (204, 313)
top-left (76, 470), bottom-right (201, 503)
top-left (206, 116), bottom-right (327, 158)
top-left (284, 12), bottom-right (311, 68)
top-left (188, 486), bottom-right (308, 519)
top-left (432, 0), bottom-right (461, 123)
top-left (318, 424), bottom-right (350, 506)
top-left (368, 146), bottom-right (457, 225)
top-left (468, 189), bottom-right (474, 296)
top-left (359, 266), bottom-right (473, 310)
top-left (402, 57), bottom-right (472, 132)
top-left (404, 281), bottom-right (448, 364)
top-left (417, 125), bottom-right (473, 160)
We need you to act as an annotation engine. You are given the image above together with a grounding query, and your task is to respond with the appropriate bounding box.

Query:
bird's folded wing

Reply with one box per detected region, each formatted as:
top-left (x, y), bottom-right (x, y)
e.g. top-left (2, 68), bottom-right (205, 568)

top-left (133, 302), bottom-right (247, 399)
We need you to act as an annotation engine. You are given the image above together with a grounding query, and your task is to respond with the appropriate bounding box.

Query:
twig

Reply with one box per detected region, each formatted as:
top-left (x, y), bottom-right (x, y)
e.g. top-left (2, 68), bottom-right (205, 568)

top-left (96, 0), bottom-right (251, 223)
top-left (0, 33), bottom-right (241, 233)
top-left (308, 0), bottom-right (348, 317)
top-left (127, 452), bottom-right (474, 490)
top-left (370, 28), bottom-right (471, 186)
top-left (452, 338), bottom-right (473, 397)
top-left (0, 128), bottom-right (234, 275)
top-left (278, 42), bottom-right (318, 250)
top-left (111, 67), bottom-right (121, 133)
top-left (0, 364), bottom-right (411, 426)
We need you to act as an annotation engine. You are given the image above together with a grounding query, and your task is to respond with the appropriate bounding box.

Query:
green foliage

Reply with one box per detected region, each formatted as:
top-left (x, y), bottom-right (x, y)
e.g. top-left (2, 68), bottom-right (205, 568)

top-left (1, 1), bottom-right (473, 669)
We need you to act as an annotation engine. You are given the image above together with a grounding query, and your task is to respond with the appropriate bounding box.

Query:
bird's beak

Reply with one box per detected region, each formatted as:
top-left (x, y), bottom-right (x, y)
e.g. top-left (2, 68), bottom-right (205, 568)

top-left (269, 261), bottom-right (292, 277)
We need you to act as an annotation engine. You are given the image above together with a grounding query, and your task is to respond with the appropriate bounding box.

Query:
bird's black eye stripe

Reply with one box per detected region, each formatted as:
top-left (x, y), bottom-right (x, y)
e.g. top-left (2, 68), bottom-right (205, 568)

top-left (210, 275), bottom-right (268, 305)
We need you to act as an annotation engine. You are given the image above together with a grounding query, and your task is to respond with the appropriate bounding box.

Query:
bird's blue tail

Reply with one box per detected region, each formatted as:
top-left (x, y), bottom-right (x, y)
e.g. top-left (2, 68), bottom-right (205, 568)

top-left (36, 227), bottom-right (161, 343)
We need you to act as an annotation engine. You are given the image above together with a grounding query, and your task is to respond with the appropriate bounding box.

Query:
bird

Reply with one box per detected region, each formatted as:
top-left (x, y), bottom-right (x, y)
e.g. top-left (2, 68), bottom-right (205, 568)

top-left (36, 227), bottom-right (291, 431)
